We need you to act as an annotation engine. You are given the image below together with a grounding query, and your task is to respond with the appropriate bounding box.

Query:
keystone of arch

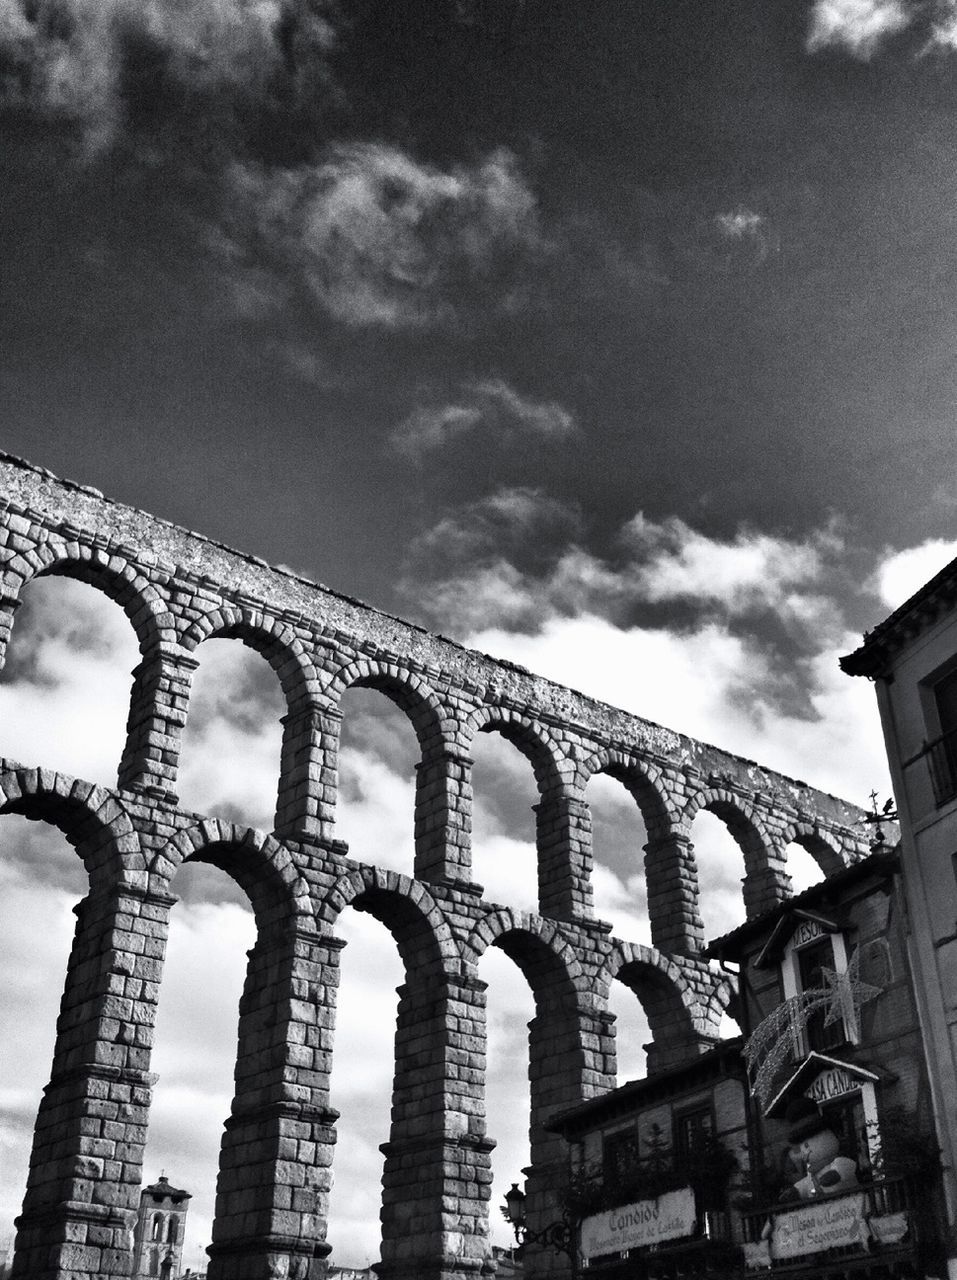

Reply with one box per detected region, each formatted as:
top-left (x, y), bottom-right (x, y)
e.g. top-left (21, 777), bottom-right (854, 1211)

top-left (321, 656), bottom-right (447, 752)
top-left (0, 764), bottom-right (146, 884)
top-left (150, 819), bottom-right (314, 926)
top-left (0, 539), bottom-right (175, 656)
top-left (181, 605), bottom-right (320, 707)
top-left (462, 705), bottom-right (569, 799)
top-left (573, 745), bottom-right (682, 832)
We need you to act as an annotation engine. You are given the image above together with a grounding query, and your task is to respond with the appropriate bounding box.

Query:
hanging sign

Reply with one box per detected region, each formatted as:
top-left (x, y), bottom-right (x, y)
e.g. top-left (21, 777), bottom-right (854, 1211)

top-left (580, 1188), bottom-right (697, 1260)
top-left (768, 1192), bottom-right (868, 1259)
top-left (805, 1065), bottom-right (857, 1105)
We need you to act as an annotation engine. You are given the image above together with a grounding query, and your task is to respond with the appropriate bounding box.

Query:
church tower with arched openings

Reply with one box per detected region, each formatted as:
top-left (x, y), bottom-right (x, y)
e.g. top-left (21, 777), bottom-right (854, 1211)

top-left (131, 1176), bottom-right (191, 1279)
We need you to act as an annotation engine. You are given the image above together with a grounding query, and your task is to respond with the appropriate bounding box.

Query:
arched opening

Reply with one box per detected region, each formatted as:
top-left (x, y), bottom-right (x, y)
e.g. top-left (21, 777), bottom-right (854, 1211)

top-left (785, 840), bottom-right (828, 895)
top-left (481, 926), bottom-right (586, 1279)
top-left (335, 686), bottom-right (418, 874)
top-left (0, 575), bottom-right (140, 786)
top-left (692, 809), bottom-right (749, 942)
top-left (482, 945), bottom-right (535, 1257)
top-left (586, 772), bottom-right (651, 945)
top-left (142, 859), bottom-right (256, 1273)
top-left (608, 979), bottom-right (652, 1085)
top-left (0, 814), bottom-right (87, 1252)
top-left (175, 639), bottom-right (285, 830)
top-left (325, 906), bottom-right (404, 1270)
top-left (471, 728), bottom-right (541, 912)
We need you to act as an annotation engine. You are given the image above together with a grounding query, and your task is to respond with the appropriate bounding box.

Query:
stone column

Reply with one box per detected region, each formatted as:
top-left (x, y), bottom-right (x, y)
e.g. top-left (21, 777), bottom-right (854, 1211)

top-left (378, 975), bottom-right (494, 1280)
top-left (117, 647), bottom-right (198, 801)
top-left (11, 881), bottom-right (176, 1280)
top-left (534, 796), bottom-right (593, 923)
top-left (643, 833), bottom-right (704, 955)
top-left (523, 1001), bottom-right (593, 1280)
top-left (414, 749), bottom-right (473, 887)
top-left (744, 850), bottom-right (791, 918)
top-left (206, 928), bottom-right (343, 1280)
top-left (275, 706), bottom-right (332, 842)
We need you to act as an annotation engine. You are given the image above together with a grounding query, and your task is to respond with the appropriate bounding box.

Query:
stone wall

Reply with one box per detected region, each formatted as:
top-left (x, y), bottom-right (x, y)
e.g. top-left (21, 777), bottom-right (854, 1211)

top-left (0, 454), bottom-right (869, 1280)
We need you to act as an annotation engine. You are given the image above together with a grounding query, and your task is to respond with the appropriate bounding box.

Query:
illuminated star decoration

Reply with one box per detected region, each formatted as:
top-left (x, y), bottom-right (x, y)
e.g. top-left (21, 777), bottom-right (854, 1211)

top-left (820, 947), bottom-right (881, 1036)
top-left (743, 947), bottom-right (882, 1107)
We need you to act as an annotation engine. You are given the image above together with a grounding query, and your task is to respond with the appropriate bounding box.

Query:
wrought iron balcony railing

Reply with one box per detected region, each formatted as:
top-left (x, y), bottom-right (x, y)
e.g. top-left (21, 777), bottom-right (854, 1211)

top-left (911, 727), bottom-right (957, 807)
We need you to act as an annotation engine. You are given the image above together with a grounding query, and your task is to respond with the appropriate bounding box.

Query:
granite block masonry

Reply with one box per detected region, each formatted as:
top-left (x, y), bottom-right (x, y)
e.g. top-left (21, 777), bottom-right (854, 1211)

top-left (0, 454), bottom-right (870, 1280)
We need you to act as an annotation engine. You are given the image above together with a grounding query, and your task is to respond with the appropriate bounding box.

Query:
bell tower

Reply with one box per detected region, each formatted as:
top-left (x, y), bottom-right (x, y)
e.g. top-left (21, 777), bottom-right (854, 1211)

top-left (132, 1176), bottom-right (192, 1279)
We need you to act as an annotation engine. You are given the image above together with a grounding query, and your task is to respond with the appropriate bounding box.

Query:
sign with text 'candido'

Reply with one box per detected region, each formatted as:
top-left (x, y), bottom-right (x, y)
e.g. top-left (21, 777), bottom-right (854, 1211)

top-left (580, 1188), bottom-right (697, 1260)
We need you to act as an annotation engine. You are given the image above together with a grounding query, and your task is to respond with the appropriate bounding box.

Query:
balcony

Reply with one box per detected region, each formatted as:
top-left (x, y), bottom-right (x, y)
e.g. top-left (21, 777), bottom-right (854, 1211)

top-left (740, 1175), bottom-right (935, 1277)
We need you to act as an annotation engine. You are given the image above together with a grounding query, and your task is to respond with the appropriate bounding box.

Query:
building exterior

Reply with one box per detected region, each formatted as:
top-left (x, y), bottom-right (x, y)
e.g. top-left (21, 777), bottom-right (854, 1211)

top-left (843, 562), bottom-right (957, 1278)
top-left (544, 847), bottom-right (949, 1279)
top-left (131, 1176), bottom-right (191, 1280)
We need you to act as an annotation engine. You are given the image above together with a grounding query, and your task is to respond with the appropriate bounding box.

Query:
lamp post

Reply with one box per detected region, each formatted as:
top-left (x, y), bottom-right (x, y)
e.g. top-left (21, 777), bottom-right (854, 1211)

top-left (500, 1182), bottom-right (578, 1272)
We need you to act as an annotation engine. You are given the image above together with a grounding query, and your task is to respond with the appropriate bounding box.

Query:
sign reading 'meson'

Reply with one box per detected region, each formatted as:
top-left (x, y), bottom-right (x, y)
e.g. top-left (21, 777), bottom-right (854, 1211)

top-left (580, 1188), bottom-right (698, 1260)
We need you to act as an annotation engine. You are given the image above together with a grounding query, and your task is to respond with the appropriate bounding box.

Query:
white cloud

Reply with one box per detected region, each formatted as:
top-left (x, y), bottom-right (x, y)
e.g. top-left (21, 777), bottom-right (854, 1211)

top-left (391, 379), bottom-right (576, 459)
top-left (806, 0), bottom-right (910, 58)
top-left (714, 207), bottom-right (764, 240)
top-left (228, 144), bottom-right (543, 330)
top-left (871, 537), bottom-right (957, 610)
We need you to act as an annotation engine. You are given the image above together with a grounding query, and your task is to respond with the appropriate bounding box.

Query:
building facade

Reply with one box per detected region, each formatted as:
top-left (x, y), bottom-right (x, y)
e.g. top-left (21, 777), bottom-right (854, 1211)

top-left (544, 848), bottom-right (948, 1279)
top-left (843, 560), bottom-right (957, 1278)
top-left (131, 1176), bottom-right (191, 1280)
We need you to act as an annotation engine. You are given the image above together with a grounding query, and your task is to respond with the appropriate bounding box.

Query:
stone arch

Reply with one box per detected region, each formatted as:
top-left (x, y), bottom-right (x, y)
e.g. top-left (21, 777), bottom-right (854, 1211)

top-left (322, 658), bottom-right (460, 882)
top-left (465, 705), bottom-right (567, 800)
top-left (680, 785), bottom-right (779, 920)
top-left (0, 764), bottom-right (145, 887)
top-left (599, 941), bottom-right (724, 1072)
top-left (0, 539), bottom-right (173, 662)
top-left (779, 821), bottom-right (850, 879)
top-left (152, 819), bottom-right (311, 930)
top-left (182, 605), bottom-right (318, 711)
top-left (324, 656), bottom-right (448, 755)
top-left (576, 746), bottom-right (680, 837)
top-left (181, 607), bottom-right (323, 836)
top-left (466, 708), bottom-right (584, 922)
top-left (318, 864), bottom-right (458, 973)
top-left (465, 906), bottom-right (585, 998)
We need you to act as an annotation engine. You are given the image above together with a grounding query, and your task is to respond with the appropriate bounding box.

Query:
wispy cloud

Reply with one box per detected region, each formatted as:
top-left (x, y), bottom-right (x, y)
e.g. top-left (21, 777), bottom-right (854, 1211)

top-left (224, 144), bottom-right (544, 330)
top-left (390, 379), bottom-right (576, 459)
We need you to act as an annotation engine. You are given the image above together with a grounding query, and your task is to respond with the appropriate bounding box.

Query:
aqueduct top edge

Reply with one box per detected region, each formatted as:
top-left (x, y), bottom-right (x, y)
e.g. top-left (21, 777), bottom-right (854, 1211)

top-left (0, 451), bottom-right (866, 830)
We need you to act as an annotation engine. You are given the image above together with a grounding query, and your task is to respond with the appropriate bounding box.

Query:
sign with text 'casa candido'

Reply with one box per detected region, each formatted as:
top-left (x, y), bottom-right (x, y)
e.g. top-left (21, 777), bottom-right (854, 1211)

top-left (581, 1189), bottom-right (697, 1260)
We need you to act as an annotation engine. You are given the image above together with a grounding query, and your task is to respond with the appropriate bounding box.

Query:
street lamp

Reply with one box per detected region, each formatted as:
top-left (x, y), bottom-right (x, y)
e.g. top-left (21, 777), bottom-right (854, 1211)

top-left (500, 1182), bottom-right (577, 1266)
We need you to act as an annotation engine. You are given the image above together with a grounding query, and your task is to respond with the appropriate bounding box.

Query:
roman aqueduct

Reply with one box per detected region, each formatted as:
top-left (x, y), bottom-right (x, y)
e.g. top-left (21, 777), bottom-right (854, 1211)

top-left (0, 454), bottom-right (870, 1279)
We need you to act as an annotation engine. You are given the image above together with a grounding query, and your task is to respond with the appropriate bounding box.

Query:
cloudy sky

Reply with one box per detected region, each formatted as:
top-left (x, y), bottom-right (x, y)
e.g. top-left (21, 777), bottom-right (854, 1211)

top-left (3, 0), bottom-right (957, 1268)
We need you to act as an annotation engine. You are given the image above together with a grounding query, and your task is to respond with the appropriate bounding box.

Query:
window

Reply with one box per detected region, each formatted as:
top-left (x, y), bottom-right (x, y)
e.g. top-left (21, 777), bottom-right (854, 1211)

top-left (797, 937), bottom-right (846, 1053)
top-left (781, 920), bottom-right (853, 1057)
top-left (673, 1106), bottom-right (713, 1165)
top-left (167, 1215), bottom-right (176, 1243)
top-left (603, 1128), bottom-right (641, 1184)
top-left (151, 1214), bottom-right (163, 1242)
top-left (924, 667), bottom-right (957, 804)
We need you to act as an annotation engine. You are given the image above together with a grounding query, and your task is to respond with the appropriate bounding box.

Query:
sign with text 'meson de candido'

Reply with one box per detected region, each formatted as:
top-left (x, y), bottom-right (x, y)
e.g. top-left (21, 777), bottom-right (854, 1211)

top-left (581, 1189), bottom-right (697, 1260)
